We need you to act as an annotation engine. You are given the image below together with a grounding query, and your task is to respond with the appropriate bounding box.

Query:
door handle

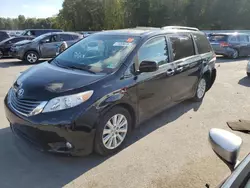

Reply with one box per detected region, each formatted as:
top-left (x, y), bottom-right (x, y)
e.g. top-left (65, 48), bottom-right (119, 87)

top-left (166, 69), bottom-right (175, 76)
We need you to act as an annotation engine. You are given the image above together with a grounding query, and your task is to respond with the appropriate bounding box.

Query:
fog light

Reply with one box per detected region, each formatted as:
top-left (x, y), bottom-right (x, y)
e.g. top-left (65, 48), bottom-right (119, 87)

top-left (66, 142), bottom-right (73, 149)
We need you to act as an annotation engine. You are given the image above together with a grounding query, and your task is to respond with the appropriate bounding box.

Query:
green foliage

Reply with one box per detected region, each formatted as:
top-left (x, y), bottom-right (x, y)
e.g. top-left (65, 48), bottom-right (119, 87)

top-left (1, 0), bottom-right (250, 31)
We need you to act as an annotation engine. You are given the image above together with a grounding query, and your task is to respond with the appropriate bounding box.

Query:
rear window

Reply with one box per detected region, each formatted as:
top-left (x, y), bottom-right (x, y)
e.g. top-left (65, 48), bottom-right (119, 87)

top-left (193, 34), bottom-right (212, 54)
top-left (209, 35), bottom-right (228, 42)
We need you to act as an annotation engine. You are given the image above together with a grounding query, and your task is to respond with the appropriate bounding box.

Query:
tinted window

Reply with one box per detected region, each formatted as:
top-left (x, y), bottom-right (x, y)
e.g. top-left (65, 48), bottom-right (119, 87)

top-left (209, 35), bottom-right (228, 42)
top-left (238, 35), bottom-right (249, 43)
top-left (193, 33), bottom-right (212, 54)
top-left (138, 37), bottom-right (168, 66)
top-left (229, 36), bottom-right (238, 43)
top-left (72, 35), bottom-right (80, 40)
top-left (60, 34), bottom-right (72, 41)
top-left (42, 35), bottom-right (59, 43)
top-left (169, 34), bottom-right (195, 61)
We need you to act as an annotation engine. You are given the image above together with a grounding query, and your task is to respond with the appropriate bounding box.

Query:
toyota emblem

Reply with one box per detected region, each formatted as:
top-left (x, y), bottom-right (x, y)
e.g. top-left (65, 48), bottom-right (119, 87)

top-left (17, 88), bottom-right (24, 98)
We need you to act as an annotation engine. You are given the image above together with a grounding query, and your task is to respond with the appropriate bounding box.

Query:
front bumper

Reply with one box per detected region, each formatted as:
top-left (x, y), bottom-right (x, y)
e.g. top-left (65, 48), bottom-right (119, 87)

top-left (4, 97), bottom-right (96, 156)
top-left (10, 48), bottom-right (25, 60)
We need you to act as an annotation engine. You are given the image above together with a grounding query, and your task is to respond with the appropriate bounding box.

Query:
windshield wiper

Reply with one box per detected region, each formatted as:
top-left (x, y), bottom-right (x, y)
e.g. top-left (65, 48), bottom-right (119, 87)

top-left (53, 60), bottom-right (96, 74)
top-left (66, 65), bottom-right (96, 74)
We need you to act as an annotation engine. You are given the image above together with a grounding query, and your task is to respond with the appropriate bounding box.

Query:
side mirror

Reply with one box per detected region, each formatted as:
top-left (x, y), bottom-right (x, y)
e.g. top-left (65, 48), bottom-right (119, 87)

top-left (138, 60), bottom-right (159, 73)
top-left (209, 128), bottom-right (242, 171)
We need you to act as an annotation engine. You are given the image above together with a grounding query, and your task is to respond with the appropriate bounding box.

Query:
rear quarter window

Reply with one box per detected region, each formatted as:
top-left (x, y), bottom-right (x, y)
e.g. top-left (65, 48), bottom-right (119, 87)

top-left (169, 34), bottom-right (195, 61)
top-left (193, 33), bottom-right (212, 54)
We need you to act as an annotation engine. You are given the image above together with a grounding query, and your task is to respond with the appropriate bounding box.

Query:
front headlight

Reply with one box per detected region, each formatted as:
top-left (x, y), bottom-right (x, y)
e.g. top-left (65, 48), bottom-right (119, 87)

top-left (42, 91), bottom-right (93, 113)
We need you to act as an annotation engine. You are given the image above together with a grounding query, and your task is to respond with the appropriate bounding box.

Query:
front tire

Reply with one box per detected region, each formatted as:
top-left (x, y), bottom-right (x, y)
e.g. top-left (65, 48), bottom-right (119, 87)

top-left (192, 77), bottom-right (207, 102)
top-left (94, 106), bottom-right (132, 156)
top-left (247, 73), bottom-right (250, 77)
top-left (25, 51), bottom-right (39, 64)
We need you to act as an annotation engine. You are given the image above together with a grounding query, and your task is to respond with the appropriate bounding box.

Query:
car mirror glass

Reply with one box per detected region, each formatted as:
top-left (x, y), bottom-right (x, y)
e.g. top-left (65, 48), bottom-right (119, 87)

top-left (138, 60), bottom-right (159, 73)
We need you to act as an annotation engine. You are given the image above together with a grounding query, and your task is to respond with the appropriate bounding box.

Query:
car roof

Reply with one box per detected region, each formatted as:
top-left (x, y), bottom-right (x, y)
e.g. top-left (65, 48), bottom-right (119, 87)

top-left (24, 29), bottom-right (62, 31)
top-left (211, 33), bottom-right (249, 36)
top-left (42, 32), bottom-right (81, 36)
top-left (100, 27), bottom-right (203, 37)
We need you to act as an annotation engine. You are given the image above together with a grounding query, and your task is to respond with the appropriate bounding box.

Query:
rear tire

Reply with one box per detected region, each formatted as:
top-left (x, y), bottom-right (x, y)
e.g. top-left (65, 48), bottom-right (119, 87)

top-left (25, 51), bottom-right (39, 64)
top-left (247, 73), bottom-right (250, 77)
top-left (231, 49), bottom-right (239, 59)
top-left (192, 77), bottom-right (207, 102)
top-left (94, 106), bottom-right (132, 156)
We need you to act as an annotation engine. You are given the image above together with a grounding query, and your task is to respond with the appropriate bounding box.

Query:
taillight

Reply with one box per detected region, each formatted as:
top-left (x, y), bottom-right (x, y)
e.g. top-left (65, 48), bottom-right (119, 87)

top-left (220, 42), bottom-right (229, 47)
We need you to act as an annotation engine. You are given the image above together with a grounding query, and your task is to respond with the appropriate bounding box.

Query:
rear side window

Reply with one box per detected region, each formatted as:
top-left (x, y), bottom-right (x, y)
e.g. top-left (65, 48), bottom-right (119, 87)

top-left (71, 35), bottom-right (80, 40)
top-left (59, 34), bottom-right (72, 41)
top-left (169, 34), bottom-right (195, 61)
top-left (193, 34), bottom-right (212, 54)
top-left (238, 35), bottom-right (249, 43)
top-left (138, 36), bottom-right (169, 66)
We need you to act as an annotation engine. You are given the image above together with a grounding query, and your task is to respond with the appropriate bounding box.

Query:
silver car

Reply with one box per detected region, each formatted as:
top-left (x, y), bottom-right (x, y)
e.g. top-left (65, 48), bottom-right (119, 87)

top-left (209, 128), bottom-right (250, 187)
top-left (11, 32), bottom-right (82, 64)
top-left (246, 60), bottom-right (250, 77)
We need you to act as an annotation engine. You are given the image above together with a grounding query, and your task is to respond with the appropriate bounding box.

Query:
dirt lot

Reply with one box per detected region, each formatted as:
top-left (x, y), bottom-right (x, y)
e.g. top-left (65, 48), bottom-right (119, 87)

top-left (0, 57), bottom-right (250, 188)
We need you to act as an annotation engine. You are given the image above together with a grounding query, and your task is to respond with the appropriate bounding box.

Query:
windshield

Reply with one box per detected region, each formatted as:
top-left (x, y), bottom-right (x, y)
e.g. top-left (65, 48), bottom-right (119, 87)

top-left (52, 34), bottom-right (140, 74)
top-left (32, 34), bottom-right (49, 42)
top-left (209, 35), bottom-right (228, 42)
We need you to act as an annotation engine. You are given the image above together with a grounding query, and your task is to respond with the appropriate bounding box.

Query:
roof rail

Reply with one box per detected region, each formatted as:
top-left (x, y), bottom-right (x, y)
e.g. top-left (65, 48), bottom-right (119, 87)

top-left (162, 26), bottom-right (199, 31)
top-left (135, 26), bottom-right (159, 30)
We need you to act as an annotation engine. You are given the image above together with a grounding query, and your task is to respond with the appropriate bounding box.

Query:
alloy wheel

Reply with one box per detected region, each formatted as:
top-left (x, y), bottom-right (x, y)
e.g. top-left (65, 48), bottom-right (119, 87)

top-left (102, 114), bottom-right (128, 150)
top-left (197, 78), bottom-right (206, 99)
top-left (27, 53), bottom-right (38, 63)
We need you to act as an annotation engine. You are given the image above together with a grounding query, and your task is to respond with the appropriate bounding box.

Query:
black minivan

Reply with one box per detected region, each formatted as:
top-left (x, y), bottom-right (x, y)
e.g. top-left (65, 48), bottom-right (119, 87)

top-left (4, 26), bottom-right (217, 156)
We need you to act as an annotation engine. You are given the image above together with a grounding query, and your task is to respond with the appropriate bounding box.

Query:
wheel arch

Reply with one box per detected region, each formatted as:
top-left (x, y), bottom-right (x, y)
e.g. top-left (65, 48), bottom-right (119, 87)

top-left (100, 102), bottom-right (137, 130)
top-left (24, 49), bottom-right (40, 58)
top-left (203, 68), bottom-right (216, 91)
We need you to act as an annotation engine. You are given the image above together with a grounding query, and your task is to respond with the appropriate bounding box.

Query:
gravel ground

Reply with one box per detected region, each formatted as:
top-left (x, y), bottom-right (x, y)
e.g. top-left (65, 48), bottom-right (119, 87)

top-left (0, 57), bottom-right (250, 188)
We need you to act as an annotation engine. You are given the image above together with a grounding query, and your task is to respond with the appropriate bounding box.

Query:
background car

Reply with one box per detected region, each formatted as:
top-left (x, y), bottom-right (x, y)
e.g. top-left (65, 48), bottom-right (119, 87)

top-left (0, 36), bottom-right (34, 59)
top-left (209, 33), bottom-right (250, 59)
top-left (20, 29), bottom-right (63, 37)
top-left (209, 128), bottom-right (250, 187)
top-left (0, 31), bottom-right (10, 42)
top-left (11, 32), bottom-right (82, 63)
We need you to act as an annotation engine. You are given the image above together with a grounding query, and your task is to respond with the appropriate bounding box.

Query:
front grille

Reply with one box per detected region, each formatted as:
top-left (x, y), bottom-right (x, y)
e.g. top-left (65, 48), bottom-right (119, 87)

top-left (8, 88), bottom-right (42, 116)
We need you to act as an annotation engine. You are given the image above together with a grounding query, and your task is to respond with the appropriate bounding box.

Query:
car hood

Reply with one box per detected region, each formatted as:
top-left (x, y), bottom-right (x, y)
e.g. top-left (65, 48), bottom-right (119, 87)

top-left (15, 40), bottom-right (32, 46)
top-left (15, 62), bottom-right (106, 101)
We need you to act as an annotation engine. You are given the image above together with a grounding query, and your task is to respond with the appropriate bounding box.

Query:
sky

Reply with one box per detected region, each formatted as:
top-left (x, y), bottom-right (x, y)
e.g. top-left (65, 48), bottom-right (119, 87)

top-left (0, 0), bottom-right (64, 18)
